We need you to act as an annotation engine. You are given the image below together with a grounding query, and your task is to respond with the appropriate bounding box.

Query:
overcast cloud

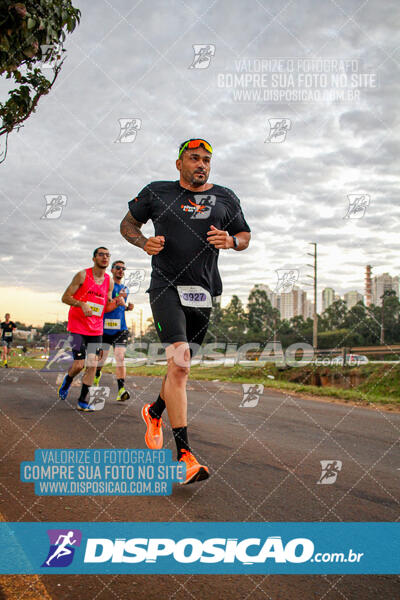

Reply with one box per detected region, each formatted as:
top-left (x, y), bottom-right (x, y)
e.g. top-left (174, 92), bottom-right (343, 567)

top-left (1, 0), bottom-right (399, 316)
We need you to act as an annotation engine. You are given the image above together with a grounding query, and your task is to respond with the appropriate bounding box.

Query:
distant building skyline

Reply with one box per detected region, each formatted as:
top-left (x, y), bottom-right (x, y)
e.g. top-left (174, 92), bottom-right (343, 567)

top-left (370, 272), bottom-right (399, 306)
top-left (322, 288), bottom-right (335, 312)
top-left (344, 291), bottom-right (364, 309)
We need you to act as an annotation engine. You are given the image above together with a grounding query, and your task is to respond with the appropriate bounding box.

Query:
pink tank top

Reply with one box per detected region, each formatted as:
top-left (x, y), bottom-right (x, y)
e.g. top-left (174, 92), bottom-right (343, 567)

top-left (67, 268), bottom-right (110, 336)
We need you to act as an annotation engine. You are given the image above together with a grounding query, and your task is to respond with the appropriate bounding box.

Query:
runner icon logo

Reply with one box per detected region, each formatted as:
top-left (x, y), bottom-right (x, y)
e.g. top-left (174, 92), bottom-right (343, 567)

top-left (88, 387), bottom-right (109, 411)
top-left (40, 43), bottom-right (64, 70)
top-left (317, 460), bottom-right (342, 485)
top-left (274, 269), bottom-right (299, 293)
top-left (189, 44), bottom-right (216, 69)
top-left (42, 333), bottom-right (74, 372)
top-left (41, 195), bottom-right (67, 220)
top-left (344, 194), bottom-right (370, 219)
top-left (42, 529), bottom-right (82, 567)
top-left (114, 118), bottom-right (142, 143)
top-left (240, 384), bottom-right (264, 408)
top-left (123, 269), bottom-right (146, 294)
top-left (265, 118), bottom-right (291, 143)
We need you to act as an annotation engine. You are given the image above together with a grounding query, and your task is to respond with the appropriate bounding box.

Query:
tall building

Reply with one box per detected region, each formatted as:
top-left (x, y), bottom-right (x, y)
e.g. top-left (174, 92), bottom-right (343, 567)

top-left (304, 299), bottom-right (314, 320)
top-left (255, 284), bottom-right (312, 320)
top-left (279, 287), bottom-right (307, 320)
top-left (371, 273), bottom-right (399, 306)
top-left (344, 291), bottom-right (363, 309)
top-left (322, 288), bottom-right (335, 312)
top-left (257, 284), bottom-right (279, 310)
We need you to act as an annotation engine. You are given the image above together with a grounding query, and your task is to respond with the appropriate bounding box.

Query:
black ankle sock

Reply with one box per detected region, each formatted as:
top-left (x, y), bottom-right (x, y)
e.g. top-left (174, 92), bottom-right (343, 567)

top-left (78, 383), bottom-right (90, 402)
top-left (96, 368), bottom-right (102, 378)
top-left (65, 374), bottom-right (73, 386)
top-left (172, 426), bottom-right (191, 459)
top-left (149, 394), bottom-right (166, 419)
top-left (117, 378), bottom-right (125, 390)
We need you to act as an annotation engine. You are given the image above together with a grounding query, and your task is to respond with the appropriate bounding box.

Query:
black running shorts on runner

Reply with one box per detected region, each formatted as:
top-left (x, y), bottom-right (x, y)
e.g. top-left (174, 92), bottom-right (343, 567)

top-left (102, 329), bottom-right (129, 348)
top-left (149, 287), bottom-right (211, 352)
top-left (70, 333), bottom-right (102, 360)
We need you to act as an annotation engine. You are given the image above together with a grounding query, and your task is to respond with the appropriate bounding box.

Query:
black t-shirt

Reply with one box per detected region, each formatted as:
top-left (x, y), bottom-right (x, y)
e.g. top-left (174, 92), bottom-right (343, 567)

top-left (128, 181), bottom-right (251, 296)
top-left (1, 321), bottom-right (15, 340)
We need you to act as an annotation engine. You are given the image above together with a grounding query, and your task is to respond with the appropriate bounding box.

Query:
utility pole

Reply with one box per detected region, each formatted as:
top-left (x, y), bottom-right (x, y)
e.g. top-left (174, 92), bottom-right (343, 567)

top-left (380, 293), bottom-right (385, 345)
top-left (307, 242), bottom-right (318, 350)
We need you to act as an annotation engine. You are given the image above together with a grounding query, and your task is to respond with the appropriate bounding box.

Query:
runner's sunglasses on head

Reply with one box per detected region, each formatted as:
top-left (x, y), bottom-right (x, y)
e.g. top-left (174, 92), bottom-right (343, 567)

top-left (178, 139), bottom-right (213, 158)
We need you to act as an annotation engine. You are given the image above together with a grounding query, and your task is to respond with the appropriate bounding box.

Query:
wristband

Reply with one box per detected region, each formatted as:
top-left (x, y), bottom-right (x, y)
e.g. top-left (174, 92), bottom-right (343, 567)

top-left (232, 235), bottom-right (239, 248)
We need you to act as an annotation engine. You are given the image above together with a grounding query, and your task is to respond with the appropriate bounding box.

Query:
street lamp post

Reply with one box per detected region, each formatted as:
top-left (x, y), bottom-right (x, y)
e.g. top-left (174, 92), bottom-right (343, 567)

top-left (307, 242), bottom-right (318, 350)
top-left (380, 293), bottom-right (385, 345)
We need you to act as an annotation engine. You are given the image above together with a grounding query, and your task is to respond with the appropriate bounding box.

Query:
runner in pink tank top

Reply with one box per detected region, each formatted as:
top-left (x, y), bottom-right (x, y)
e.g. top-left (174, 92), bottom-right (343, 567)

top-left (68, 267), bottom-right (110, 336)
top-left (58, 247), bottom-right (125, 411)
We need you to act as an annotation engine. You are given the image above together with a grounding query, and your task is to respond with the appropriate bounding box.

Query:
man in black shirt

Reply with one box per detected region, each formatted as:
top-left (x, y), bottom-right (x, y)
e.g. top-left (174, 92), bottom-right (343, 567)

top-left (1, 313), bottom-right (16, 368)
top-left (120, 138), bottom-right (251, 484)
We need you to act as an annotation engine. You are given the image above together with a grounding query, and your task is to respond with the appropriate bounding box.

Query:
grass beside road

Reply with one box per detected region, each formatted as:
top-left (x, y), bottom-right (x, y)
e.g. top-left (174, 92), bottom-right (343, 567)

top-left (7, 357), bottom-right (399, 407)
top-left (121, 364), bottom-right (396, 406)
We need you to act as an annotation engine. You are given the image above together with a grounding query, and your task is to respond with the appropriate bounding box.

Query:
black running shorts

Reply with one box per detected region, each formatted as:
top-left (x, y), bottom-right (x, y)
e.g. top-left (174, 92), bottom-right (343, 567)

top-left (149, 287), bottom-right (211, 351)
top-left (70, 333), bottom-right (102, 360)
top-left (102, 329), bottom-right (129, 348)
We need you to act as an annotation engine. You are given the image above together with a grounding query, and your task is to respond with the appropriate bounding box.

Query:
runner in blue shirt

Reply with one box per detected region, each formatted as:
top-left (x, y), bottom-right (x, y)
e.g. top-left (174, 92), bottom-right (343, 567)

top-left (94, 260), bottom-right (134, 401)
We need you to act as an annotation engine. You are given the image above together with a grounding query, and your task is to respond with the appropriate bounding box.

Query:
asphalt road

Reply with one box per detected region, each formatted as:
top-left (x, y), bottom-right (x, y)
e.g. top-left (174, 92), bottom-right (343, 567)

top-left (0, 368), bottom-right (399, 599)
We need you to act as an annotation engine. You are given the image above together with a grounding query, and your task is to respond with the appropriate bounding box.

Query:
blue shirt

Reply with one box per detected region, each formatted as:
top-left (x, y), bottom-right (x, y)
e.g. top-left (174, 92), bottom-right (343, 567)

top-left (103, 282), bottom-right (129, 334)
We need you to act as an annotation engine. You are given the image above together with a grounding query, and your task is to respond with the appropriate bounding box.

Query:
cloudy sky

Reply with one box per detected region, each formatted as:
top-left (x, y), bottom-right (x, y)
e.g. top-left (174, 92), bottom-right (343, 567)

top-left (1, 0), bottom-right (399, 326)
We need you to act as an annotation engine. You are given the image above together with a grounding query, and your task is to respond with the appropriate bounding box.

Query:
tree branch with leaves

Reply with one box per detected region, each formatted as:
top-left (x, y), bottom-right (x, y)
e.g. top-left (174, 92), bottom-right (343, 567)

top-left (0, 0), bottom-right (80, 161)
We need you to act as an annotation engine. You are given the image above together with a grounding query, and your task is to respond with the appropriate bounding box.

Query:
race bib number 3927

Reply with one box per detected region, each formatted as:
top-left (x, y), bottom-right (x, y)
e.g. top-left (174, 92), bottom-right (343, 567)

top-left (176, 286), bottom-right (212, 308)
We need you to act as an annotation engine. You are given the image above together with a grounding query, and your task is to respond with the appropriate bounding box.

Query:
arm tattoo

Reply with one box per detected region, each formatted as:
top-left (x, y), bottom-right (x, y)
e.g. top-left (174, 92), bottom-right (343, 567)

top-left (120, 212), bottom-right (147, 249)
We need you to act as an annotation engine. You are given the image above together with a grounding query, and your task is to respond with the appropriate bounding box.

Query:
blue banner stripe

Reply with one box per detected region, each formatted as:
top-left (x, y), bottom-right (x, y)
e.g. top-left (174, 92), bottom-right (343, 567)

top-left (0, 523), bottom-right (398, 574)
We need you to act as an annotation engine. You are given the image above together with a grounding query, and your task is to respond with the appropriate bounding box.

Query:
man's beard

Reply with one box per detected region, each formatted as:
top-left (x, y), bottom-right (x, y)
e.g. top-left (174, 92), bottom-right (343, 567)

top-left (191, 172), bottom-right (208, 187)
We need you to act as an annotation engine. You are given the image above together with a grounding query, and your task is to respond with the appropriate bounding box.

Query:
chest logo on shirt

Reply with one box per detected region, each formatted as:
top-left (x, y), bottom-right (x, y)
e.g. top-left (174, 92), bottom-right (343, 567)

top-left (180, 194), bottom-right (216, 219)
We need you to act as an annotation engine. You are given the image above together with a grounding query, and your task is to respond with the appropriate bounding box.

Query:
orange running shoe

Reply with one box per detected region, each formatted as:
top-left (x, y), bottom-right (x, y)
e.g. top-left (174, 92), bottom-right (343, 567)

top-left (179, 449), bottom-right (209, 485)
top-left (141, 403), bottom-right (163, 450)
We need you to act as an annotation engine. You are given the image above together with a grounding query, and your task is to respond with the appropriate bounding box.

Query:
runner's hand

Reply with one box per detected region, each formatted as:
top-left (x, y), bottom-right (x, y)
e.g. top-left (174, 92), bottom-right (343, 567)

top-left (115, 296), bottom-right (126, 307)
top-left (81, 303), bottom-right (93, 317)
top-left (207, 225), bottom-right (233, 249)
top-left (127, 302), bottom-right (134, 311)
top-left (144, 236), bottom-right (165, 255)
